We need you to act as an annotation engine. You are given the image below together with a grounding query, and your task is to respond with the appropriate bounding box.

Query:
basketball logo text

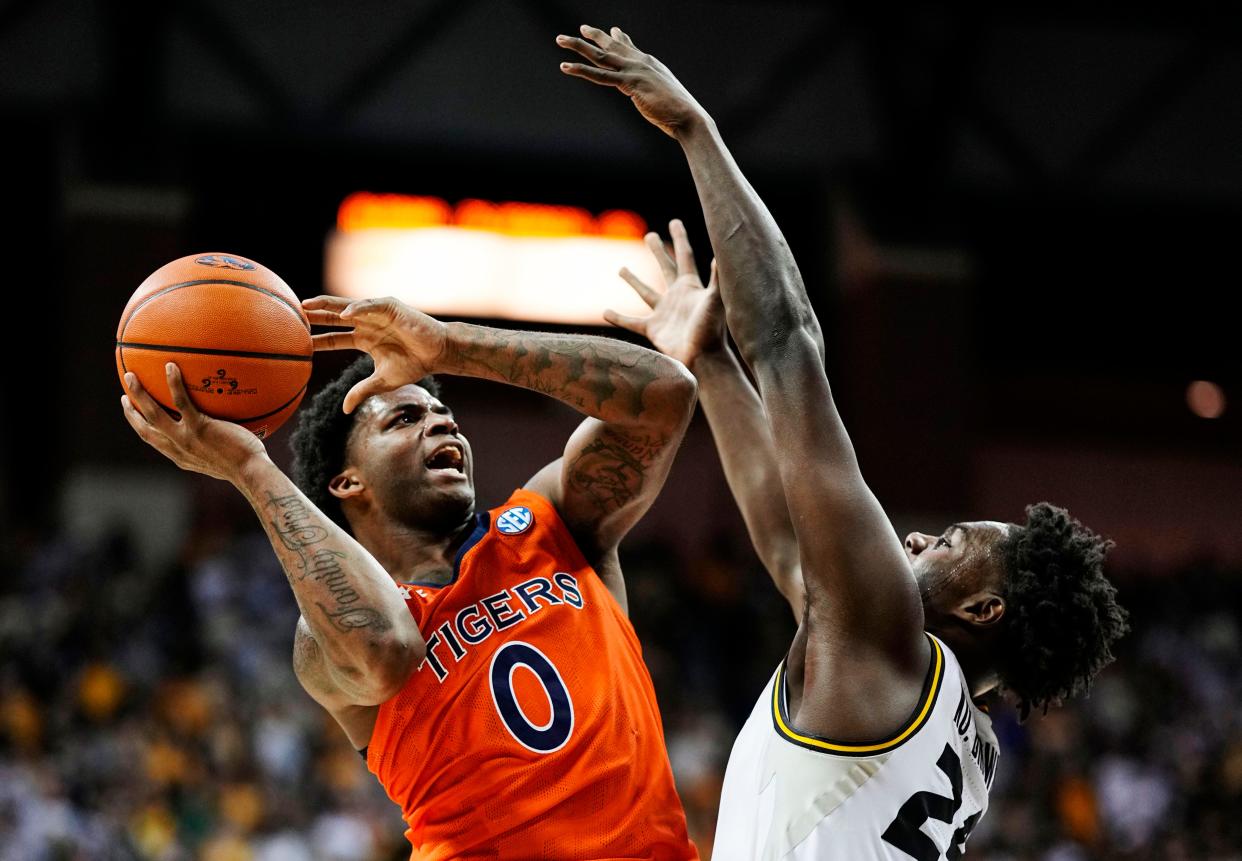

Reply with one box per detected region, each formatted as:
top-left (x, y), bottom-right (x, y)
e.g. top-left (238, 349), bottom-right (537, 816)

top-left (195, 254), bottom-right (257, 270)
top-left (193, 368), bottom-right (258, 396)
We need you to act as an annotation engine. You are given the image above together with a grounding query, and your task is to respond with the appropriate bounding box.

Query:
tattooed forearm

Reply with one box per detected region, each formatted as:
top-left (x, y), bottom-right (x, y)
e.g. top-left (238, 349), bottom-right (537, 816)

top-left (262, 492), bottom-right (385, 628)
top-left (440, 323), bottom-right (688, 425)
top-left (267, 493), bottom-right (329, 554)
top-left (233, 460), bottom-right (423, 705)
top-left (431, 323), bottom-right (693, 550)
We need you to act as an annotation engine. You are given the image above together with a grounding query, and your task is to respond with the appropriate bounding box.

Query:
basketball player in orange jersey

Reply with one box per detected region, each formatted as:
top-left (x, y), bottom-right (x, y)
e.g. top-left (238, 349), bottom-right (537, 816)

top-left (120, 297), bottom-right (701, 859)
top-left (562, 27), bottom-right (1127, 858)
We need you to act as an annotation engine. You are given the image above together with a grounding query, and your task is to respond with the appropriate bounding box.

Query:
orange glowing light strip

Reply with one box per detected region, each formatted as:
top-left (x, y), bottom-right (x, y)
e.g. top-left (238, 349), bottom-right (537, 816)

top-left (337, 192), bottom-right (647, 239)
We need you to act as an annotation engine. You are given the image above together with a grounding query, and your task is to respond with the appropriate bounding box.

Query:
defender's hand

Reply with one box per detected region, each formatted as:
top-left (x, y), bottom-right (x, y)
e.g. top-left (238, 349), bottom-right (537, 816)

top-left (557, 26), bottom-right (708, 139)
top-left (303, 295), bottom-right (448, 414)
top-left (605, 219), bottom-right (725, 368)
top-left (121, 364), bottom-right (269, 483)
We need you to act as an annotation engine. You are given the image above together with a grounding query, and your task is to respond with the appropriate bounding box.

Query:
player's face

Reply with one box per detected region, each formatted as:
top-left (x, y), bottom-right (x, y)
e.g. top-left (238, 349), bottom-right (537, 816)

top-left (905, 521), bottom-right (1012, 611)
top-left (348, 384), bottom-right (475, 530)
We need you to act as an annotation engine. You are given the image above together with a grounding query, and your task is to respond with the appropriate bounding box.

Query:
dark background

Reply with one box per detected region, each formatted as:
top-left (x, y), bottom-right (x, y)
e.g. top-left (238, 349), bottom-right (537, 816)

top-left (1, 2), bottom-right (1240, 858)
top-left (5, 0), bottom-right (1241, 552)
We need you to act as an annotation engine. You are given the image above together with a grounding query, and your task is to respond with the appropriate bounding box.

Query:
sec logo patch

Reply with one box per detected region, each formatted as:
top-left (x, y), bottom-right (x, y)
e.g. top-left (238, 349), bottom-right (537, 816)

top-left (496, 506), bottom-right (533, 535)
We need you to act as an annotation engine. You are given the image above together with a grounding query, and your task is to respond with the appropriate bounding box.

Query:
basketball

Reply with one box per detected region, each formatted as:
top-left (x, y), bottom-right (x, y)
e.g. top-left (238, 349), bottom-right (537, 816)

top-left (115, 253), bottom-right (313, 439)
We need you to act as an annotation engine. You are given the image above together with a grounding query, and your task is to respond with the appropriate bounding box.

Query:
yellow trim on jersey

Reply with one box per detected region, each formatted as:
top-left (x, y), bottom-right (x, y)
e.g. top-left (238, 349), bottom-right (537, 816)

top-left (771, 635), bottom-right (944, 755)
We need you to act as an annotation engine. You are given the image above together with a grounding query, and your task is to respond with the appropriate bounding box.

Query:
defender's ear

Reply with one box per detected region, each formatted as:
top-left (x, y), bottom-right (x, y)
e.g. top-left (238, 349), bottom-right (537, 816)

top-left (954, 592), bottom-right (1005, 627)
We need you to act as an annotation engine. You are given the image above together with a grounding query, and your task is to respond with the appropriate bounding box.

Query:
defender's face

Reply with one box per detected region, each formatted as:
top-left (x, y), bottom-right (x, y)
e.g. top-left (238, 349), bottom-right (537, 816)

top-left (905, 521), bottom-right (1013, 606)
top-left (348, 384), bottom-right (476, 523)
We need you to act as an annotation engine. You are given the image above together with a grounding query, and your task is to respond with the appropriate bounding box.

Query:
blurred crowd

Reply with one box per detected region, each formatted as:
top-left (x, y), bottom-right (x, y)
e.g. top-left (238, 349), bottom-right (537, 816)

top-left (2, 506), bottom-right (1240, 860)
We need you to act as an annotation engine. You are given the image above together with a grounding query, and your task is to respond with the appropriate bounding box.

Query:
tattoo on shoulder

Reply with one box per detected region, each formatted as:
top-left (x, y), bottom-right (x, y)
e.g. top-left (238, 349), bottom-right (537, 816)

top-left (566, 427), bottom-right (670, 515)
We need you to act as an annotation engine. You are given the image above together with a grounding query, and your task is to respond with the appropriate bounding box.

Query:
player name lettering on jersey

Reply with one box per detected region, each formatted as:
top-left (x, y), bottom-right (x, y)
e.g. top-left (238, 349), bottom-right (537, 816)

top-left (418, 573), bottom-right (584, 682)
top-left (953, 685), bottom-right (999, 788)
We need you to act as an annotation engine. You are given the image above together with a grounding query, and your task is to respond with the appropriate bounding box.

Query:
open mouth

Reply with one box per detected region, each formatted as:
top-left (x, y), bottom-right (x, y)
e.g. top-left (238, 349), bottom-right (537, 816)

top-left (424, 442), bottom-right (465, 473)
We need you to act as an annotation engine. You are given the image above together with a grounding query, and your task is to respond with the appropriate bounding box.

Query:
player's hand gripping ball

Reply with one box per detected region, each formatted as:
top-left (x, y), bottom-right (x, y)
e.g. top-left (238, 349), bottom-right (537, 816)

top-left (115, 253), bottom-right (312, 438)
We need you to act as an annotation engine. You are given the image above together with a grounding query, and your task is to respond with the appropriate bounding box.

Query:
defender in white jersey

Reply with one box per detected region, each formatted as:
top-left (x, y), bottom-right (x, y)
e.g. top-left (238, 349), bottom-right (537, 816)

top-left (714, 635), bottom-right (998, 860)
top-left (562, 25), bottom-right (1129, 859)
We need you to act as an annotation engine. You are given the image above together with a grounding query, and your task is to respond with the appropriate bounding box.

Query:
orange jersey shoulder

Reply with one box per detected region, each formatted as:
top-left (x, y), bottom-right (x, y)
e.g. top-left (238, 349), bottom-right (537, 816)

top-left (367, 489), bottom-right (697, 861)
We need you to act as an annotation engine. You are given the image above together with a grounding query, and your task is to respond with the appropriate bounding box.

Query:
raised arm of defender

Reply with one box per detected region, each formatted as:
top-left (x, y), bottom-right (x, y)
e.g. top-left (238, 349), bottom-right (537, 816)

top-left (606, 222), bottom-right (805, 619)
top-left (562, 26), bottom-right (929, 737)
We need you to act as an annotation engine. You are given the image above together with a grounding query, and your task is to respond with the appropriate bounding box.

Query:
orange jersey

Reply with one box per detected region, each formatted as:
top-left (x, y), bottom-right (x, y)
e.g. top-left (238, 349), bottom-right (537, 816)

top-left (366, 489), bottom-right (698, 860)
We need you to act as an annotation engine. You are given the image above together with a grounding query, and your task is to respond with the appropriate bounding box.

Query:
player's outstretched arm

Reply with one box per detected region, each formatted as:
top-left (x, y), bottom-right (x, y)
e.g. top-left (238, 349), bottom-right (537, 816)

top-left (120, 365), bottom-right (424, 711)
top-left (304, 295), bottom-right (697, 607)
top-left (607, 221), bottom-right (804, 619)
top-left (558, 26), bottom-right (823, 366)
top-left (560, 27), bottom-right (927, 699)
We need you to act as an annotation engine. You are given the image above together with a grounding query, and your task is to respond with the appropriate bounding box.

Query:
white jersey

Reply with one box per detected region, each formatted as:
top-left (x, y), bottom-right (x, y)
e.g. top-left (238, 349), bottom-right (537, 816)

top-left (714, 634), bottom-right (998, 860)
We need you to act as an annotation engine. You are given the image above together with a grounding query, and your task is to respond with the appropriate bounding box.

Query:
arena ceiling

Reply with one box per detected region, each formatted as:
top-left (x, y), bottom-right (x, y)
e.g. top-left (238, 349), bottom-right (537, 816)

top-left (2, 0), bottom-right (1239, 198)
top-left (1, 0), bottom-right (1237, 505)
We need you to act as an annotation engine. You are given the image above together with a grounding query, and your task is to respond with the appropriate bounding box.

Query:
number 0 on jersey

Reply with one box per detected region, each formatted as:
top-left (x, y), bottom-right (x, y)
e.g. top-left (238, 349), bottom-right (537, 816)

top-left (489, 641), bottom-right (575, 753)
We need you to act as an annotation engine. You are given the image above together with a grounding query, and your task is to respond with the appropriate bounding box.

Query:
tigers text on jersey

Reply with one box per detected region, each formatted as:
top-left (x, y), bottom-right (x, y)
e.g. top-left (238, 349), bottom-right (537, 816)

top-left (714, 634), bottom-right (998, 860)
top-left (365, 489), bottom-right (698, 861)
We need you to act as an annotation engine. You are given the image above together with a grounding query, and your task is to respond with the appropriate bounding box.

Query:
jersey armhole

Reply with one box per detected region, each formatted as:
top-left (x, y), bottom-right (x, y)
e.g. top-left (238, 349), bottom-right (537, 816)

top-left (505, 488), bottom-right (596, 573)
top-left (770, 633), bottom-right (946, 757)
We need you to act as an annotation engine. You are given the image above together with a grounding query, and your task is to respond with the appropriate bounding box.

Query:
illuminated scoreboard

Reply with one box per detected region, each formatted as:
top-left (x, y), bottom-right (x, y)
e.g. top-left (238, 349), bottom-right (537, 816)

top-left (325, 193), bottom-right (662, 324)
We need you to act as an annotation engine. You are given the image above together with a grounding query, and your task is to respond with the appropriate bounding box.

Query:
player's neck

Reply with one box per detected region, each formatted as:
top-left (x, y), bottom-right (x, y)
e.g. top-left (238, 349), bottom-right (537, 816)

top-left (930, 627), bottom-right (1000, 699)
top-left (353, 508), bottom-right (477, 586)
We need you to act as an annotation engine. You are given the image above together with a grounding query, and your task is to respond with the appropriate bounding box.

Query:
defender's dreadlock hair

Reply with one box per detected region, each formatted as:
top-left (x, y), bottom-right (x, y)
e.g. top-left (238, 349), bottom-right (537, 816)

top-left (289, 356), bottom-right (440, 534)
top-left (997, 502), bottom-right (1129, 720)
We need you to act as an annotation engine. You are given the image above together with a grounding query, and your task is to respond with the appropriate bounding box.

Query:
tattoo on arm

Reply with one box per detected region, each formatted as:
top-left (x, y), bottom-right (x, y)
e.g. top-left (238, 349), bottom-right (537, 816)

top-left (442, 325), bottom-right (692, 547)
top-left (443, 327), bottom-right (669, 422)
top-left (565, 427), bottom-right (670, 517)
top-left (265, 492), bottom-right (388, 634)
top-left (293, 622), bottom-right (323, 676)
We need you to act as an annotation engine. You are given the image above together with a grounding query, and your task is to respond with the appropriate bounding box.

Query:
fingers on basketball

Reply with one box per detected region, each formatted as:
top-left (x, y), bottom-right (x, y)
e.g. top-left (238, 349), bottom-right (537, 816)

top-left (305, 308), bottom-right (347, 326)
top-left (312, 331), bottom-right (357, 352)
top-left (165, 363), bottom-right (195, 418)
top-left (302, 294), bottom-right (352, 311)
top-left (341, 297), bottom-right (401, 326)
top-left (124, 372), bottom-right (175, 431)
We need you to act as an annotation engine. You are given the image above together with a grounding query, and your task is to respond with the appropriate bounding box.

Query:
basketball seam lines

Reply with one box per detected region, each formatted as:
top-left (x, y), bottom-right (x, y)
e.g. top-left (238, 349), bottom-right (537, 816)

top-left (118, 278), bottom-right (311, 339)
top-left (231, 384), bottom-right (310, 424)
top-left (125, 383), bottom-right (310, 425)
top-left (117, 341), bottom-right (312, 362)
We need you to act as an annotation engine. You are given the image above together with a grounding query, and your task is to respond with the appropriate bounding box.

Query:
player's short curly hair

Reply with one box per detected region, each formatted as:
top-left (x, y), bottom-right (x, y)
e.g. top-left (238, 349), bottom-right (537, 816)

top-left (996, 502), bottom-right (1129, 720)
top-left (289, 356), bottom-right (439, 533)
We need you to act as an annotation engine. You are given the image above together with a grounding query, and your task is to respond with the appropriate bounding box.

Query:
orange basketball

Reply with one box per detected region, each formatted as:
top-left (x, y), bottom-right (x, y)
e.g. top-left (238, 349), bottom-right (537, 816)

top-left (116, 253), bottom-right (312, 439)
